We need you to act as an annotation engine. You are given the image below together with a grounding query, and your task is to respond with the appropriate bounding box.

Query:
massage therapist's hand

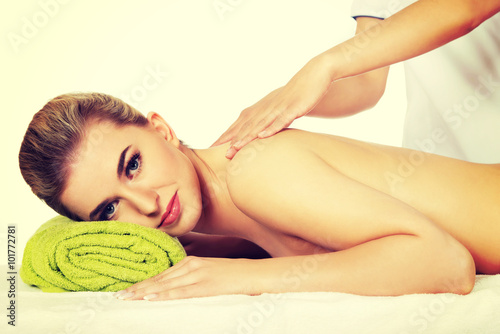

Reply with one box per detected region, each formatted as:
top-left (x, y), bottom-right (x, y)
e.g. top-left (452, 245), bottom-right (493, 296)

top-left (213, 55), bottom-right (334, 159)
top-left (113, 256), bottom-right (258, 301)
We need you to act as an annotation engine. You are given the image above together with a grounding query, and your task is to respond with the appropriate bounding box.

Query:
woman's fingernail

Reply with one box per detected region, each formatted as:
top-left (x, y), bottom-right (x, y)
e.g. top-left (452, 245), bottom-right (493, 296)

top-left (113, 290), bottom-right (126, 298)
top-left (117, 292), bottom-right (135, 300)
top-left (143, 294), bottom-right (158, 301)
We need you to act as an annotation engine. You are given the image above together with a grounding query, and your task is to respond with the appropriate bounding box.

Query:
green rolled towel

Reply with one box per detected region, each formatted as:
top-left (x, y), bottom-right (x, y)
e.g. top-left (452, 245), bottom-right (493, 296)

top-left (20, 215), bottom-right (186, 292)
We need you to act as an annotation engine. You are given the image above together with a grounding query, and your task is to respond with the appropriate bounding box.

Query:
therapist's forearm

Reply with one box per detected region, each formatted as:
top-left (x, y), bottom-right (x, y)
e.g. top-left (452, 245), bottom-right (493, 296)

top-left (307, 17), bottom-right (390, 118)
top-left (307, 67), bottom-right (388, 117)
top-left (323, 0), bottom-right (500, 81)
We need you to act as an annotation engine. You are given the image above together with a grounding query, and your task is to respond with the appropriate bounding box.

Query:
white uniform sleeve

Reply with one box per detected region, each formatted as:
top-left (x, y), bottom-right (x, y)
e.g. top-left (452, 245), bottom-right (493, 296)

top-left (351, 0), bottom-right (417, 20)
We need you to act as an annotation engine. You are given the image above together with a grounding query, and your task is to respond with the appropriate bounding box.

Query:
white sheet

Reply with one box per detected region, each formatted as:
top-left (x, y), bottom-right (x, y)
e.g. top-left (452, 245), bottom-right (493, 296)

top-left (3, 270), bottom-right (500, 334)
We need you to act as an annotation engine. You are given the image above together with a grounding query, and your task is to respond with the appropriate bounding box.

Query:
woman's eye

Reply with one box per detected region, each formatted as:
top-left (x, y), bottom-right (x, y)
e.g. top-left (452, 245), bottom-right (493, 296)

top-left (126, 153), bottom-right (141, 177)
top-left (101, 202), bottom-right (116, 220)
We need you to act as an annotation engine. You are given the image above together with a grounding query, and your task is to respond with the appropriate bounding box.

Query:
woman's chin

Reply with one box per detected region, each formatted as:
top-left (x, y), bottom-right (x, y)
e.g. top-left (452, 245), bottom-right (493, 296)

top-left (161, 212), bottom-right (201, 237)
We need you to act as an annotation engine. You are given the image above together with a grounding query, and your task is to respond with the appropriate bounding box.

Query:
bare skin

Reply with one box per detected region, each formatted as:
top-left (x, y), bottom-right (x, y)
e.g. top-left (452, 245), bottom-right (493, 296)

top-left (238, 129), bottom-right (500, 273)
top-left (60, 113), bottom-right (499, 301)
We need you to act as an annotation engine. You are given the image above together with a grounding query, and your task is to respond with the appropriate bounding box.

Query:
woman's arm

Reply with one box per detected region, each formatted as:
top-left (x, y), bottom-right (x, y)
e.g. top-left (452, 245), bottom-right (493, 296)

top-left (217, 0), bottom-right (500, 159)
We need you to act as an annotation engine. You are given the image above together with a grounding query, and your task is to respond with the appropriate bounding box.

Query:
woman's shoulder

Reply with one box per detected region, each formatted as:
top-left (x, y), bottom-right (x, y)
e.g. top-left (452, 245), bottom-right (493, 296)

top-left (228, 128), bottom-right (359, 167)
top-left (235, 128), bottom-right (328, 155)
top-left (227, 129), bottom-right (320, 171)
top-left (225, 129), bottom-right (333, 190)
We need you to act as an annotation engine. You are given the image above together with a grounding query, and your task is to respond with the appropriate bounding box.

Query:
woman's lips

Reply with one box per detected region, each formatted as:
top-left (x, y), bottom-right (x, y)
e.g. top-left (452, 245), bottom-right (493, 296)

top-left (159, 192), bottom-right (180, 228)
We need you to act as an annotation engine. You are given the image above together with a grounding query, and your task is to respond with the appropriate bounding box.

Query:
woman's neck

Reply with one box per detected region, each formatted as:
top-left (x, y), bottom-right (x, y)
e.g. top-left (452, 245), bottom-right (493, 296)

top-left (178, 143), bottom-right (252, 238)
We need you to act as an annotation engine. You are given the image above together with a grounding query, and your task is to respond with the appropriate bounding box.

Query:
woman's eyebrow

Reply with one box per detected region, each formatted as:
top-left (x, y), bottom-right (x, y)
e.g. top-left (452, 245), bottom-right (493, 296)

top-left (88, 145), bottom-right (131, 220)
top-left (117, 145), bottom-right (132, 176)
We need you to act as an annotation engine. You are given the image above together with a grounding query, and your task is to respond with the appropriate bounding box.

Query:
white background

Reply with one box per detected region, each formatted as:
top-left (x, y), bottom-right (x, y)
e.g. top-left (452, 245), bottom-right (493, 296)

top-left (0, 0), bottom-right (406, 261)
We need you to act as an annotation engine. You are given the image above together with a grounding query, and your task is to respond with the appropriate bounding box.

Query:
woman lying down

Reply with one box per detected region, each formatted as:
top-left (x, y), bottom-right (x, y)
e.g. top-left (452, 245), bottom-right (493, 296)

top-left (19, 92), bottom-right (500, 301)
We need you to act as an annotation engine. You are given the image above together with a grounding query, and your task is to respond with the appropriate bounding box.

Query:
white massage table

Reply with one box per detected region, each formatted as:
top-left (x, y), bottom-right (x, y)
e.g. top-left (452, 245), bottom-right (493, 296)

top-left (3, 268), bottom-right (499, 334)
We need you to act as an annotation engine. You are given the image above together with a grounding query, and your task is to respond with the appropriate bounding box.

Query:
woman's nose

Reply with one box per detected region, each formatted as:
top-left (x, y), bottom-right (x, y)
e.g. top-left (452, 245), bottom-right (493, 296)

top-left (124, 187), bottom-right (160, 216)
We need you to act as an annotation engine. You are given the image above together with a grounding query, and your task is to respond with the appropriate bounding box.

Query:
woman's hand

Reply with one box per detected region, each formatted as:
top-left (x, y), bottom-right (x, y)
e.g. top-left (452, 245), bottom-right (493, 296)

top-left (113, 256), bottom-right (258, 301)
top-left (213, 55), bottom-right (334, 159)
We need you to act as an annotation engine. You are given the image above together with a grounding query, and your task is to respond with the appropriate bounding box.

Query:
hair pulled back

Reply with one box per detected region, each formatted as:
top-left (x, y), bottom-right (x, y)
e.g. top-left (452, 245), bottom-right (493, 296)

top-left (19, 92), bottom-right (148, 220)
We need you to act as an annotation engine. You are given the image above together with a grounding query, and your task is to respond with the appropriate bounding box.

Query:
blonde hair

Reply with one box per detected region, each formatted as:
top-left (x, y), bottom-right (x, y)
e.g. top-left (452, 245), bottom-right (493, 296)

top-left (19, 92), bottom-right (148, 220)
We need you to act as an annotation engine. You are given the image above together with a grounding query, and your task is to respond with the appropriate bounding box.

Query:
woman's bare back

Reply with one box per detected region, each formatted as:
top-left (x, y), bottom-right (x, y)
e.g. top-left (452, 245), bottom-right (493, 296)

top-left (279, 129), bottom-right (500, 273)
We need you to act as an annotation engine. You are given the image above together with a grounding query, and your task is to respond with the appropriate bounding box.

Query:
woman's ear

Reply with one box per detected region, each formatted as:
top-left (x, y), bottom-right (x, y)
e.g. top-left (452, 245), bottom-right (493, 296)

top-left (146, 112), bottom-right (180, 148)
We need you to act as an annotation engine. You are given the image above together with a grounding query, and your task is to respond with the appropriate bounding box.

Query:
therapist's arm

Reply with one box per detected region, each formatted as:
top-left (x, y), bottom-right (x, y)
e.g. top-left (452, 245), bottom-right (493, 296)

top-left (311, 0), bottom-right (500, 115)
top-left (214, 16), bottom-right (388, 151)
top-left (309, 17), bottom-right (388, 118)
top-left (217, 0), bottom-right (500, 159)
top-left (329, 0), bottom-right (500, 81)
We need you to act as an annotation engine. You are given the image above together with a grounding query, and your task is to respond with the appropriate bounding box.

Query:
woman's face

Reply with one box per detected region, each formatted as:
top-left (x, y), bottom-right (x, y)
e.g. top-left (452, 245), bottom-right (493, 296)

top-left (60, 113), bottom-right (203, 237)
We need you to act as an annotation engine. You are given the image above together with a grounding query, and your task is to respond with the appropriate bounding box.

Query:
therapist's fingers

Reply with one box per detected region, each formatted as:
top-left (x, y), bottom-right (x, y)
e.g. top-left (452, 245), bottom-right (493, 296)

top-left (257, 108), bottom-right (298, 138)
top-left (225, 100), bottom-right (307, 159)
top-left (224, 112), bottom-right (278, 159)
top-left (211, 88), bottom-right (283, 150)
top-left (211, 108), bottom-right (253, 147)
top-left (216, 55), bottom-right (332, 159)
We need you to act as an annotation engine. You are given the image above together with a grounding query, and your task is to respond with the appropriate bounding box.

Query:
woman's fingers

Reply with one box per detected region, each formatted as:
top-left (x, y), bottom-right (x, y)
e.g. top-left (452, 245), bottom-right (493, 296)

top-left (126, 273), bottom-right (201, 301)
top-left (143, 284), bottom-right (203, 301)
top-left (113, 256), bottom-right (201, 300)
top-left (113, 257), bottom-right (254, 301)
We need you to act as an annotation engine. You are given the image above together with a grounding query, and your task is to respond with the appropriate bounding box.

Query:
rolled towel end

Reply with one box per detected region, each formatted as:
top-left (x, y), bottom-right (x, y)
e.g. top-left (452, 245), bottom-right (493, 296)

top-left (20, 216), bottom-right (186, 292)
